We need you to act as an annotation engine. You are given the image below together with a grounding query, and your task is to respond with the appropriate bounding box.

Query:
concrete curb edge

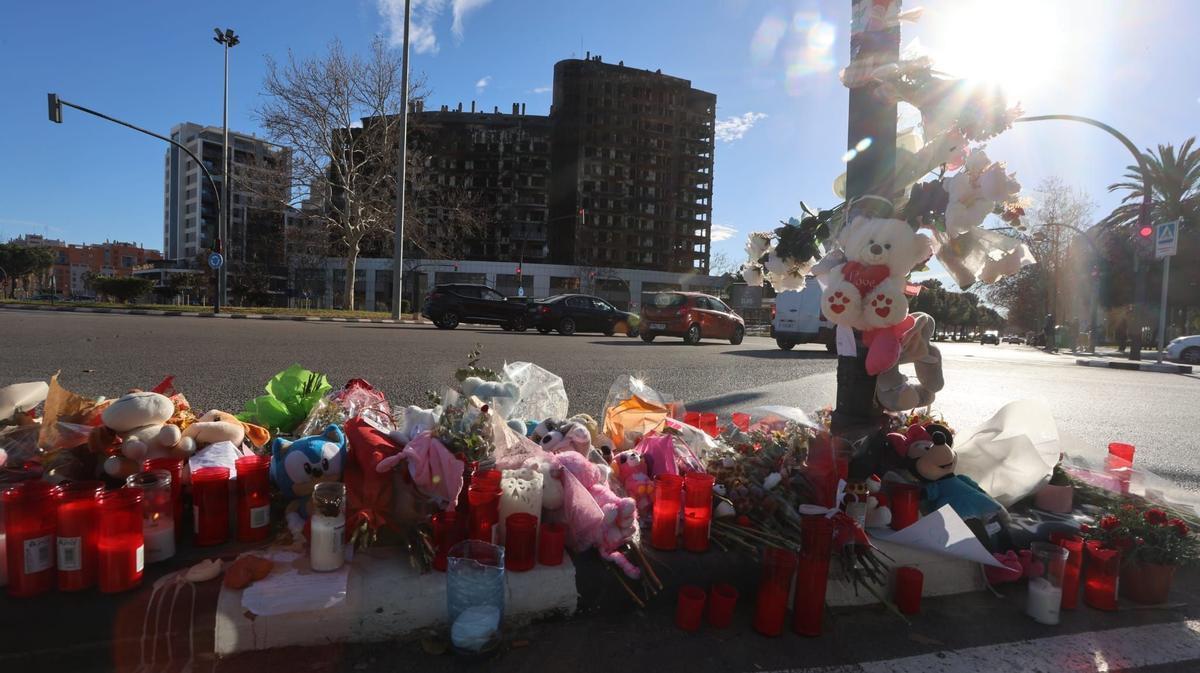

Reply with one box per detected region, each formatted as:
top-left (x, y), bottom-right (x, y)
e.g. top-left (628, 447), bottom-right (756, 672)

top-left (0, 303), bottom-right (425, 325)
top-left (1075, 358), bottom-right (1192, 374)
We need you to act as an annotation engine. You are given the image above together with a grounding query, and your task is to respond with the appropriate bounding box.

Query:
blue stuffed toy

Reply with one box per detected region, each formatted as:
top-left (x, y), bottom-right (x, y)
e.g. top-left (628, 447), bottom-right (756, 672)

top-left (270, 423), bottom-right (347, 537)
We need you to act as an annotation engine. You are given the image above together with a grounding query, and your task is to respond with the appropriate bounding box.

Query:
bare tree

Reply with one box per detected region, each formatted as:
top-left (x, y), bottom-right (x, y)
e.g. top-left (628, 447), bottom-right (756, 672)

top-left (255, 38), bottom-right (428, 310)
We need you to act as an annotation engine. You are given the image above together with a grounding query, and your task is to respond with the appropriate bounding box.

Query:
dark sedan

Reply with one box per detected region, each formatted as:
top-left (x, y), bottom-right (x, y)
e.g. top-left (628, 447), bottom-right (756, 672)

top-left (527, 294), bottom-right (639, 336)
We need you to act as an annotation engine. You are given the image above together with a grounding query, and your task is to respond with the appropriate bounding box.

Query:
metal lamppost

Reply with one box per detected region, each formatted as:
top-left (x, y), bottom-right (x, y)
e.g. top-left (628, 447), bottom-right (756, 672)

top-left (390, 0), bottom-right (413, 320)
top-left (213, 28), bottom-right (239, 312)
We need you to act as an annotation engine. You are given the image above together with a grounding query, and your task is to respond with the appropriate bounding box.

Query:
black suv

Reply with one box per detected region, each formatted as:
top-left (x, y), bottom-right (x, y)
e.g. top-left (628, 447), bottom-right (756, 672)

top-left (422, 284), bottom-right (529, 331)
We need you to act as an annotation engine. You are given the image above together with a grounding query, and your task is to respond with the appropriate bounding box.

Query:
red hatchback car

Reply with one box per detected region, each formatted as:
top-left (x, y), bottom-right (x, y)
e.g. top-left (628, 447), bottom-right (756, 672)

top-left (639, 292), bottom-right (745, 345)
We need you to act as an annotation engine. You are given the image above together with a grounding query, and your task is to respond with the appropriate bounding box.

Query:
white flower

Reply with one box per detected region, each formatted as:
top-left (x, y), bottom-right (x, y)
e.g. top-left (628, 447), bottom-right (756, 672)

top-left (715, 501), bottom-right (736, 518)
top-left (745, 232), bottom-right (773, 260)
top-left (964, 148), bottom-right (991, 174)
top-left (741, 263), bottom-right (764, 287)
top-left (713, 483), bottom-right (727, 497)
top-left (978, 162), bottom-right (1021, 202)
top-left (763, 472), bottom-right (782, 490)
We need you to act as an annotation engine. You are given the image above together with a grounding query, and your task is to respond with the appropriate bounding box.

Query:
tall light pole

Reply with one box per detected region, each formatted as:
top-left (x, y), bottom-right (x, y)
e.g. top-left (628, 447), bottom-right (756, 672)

top-left (214, 28), bottom-right (239, 312)
top-left (390, 0), bottom-right (413, 320)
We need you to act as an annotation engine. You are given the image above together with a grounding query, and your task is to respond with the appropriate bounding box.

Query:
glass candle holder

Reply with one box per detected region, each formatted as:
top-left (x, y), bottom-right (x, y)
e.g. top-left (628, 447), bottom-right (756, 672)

top-left (497, 468), bottom-right (543, 544)
top-left (682, 473), bottom-right (715, 553)
top-left (793, 514), bottom-right (834, 636)
top-left (143, 457), bottom-right (184, 541)
top-left (753, 546), bottom-right (797, 637)
top-left (1083, 541), bottom-right (1120, 611)
top-left (1050, 532), bottom-right (1084, 610)
top-left (3, 481), bottom-right (60, 598)
top-left (431, 511), bottom-right (462, 572)
top-left (504, 512), bottom-right (538, 572)
top-left (675, 585), bottom-right (706, 631)
top-left (707, 583), bottom-right (739, 628)
top-left (310, 482), bottom-right (347, 572)
top-left (446, 540), bottom-right (505, 653)
top-left (191, 467), bottom-right (230, 547)
top-left (1026, 542), bottom-right (1069, 625)
top-left (235, 455), bottom-right (272, 543)
top-left (56, 481), bottom-right (105, 591)
top-left (97, 488), bottom-right (144, 593)
top-left (888, 483), bottom-right (922, 531)
top-left (651, 474), bottom-right (684, 551)
top-left (894, 566), bottom-right (923, 615)
top-left (126, 469), bottom-right (175, 564)
top-left (537, 522), bottom-right (566, 567)
top-left (467, 484), bottom-right (501, 543)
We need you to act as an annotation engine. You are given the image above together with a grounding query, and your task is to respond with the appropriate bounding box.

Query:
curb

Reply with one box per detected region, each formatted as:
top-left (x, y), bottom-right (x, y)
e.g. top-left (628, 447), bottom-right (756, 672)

top-left (1075, 358), bottom-right (1193, 374)
top-left (0, 303), bottom-right (429, 325)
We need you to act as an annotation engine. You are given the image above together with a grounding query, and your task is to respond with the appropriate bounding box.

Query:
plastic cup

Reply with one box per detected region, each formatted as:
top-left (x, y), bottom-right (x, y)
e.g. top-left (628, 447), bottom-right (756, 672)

top-left (504, 513), bottom-right (537, 572)
top-left (1083, 541), bottom-right (1120, 611)
top-left (537, 522), bottom-right (566, 566)
top-left (651, 474), bottom-right (684, 550)
top-left (431, 511), bottom-right (461, 572)
top-left (888, 483), bottom-right (921, 530)
top-left (682, 473), bottom-right (715, 553)
top-left (894, 566), bottom-right (923, 615)
top-left (753, 547), bottom-right (797, 637)
top-left (793, 515), bottom-right (833, 636)
top-left (96, 488), bottom-right (144, 593)
top-left (191, 467), bottom-right (230, 547)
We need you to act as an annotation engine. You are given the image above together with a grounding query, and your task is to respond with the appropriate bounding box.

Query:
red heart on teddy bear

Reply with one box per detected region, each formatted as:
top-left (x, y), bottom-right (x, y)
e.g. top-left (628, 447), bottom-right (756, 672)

top-left (841, 261), bottom-right (890, 296)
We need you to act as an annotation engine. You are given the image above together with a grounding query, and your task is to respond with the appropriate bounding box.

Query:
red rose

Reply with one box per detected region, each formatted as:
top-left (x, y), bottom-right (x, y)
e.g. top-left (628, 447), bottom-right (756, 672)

top-left (1079, 524), bottom-right (1093, 535)
top-left (1099, 515), bottom-right (1120, 530)
top-left (1169, 518), bottom-right (1190, 538)
top-left (1144, 509), bottom-right (1168, 526)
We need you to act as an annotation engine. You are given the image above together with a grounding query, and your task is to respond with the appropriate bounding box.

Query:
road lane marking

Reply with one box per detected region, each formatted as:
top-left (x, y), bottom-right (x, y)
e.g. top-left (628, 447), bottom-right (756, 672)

top-left (766, 619), bottom-right (1200, 673)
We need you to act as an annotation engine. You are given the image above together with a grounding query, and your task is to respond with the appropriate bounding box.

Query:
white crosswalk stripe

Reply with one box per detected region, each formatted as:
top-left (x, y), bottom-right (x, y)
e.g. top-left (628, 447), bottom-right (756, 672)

top-left (765, 619), bottom-right (1200, 673)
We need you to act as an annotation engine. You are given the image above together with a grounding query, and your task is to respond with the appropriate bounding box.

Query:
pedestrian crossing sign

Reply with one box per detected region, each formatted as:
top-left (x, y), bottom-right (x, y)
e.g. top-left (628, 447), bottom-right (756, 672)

top-left (1156, 220), bottom-right (1178, 259)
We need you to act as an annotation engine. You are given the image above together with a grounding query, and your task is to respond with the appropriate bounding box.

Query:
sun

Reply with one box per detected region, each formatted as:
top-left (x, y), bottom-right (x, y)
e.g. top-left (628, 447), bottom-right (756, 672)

top-left (923, 0), bottom-right (1073, 103)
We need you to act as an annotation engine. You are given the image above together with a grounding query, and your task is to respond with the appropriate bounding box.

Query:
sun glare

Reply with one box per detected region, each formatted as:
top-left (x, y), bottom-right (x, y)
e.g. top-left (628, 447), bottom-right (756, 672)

top-left (925, 0), bottom-right (1072, 102)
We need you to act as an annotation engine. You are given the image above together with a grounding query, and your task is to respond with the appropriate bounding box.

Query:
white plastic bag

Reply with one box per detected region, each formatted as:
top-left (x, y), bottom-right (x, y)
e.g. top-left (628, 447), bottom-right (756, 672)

top-left (953, 400), bottom-right (1063, 507)
top-left (502, 362), bottom-right (568, 423)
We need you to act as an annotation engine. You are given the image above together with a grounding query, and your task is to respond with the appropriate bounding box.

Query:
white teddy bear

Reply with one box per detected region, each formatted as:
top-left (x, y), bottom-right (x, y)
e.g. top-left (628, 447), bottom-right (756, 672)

top-left (820, 216), bottom-right (932, 331)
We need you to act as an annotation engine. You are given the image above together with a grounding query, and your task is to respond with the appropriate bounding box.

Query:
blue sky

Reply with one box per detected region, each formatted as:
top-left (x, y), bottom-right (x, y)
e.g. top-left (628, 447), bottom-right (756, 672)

top-left (1, 0), bottom-right (1197, 285)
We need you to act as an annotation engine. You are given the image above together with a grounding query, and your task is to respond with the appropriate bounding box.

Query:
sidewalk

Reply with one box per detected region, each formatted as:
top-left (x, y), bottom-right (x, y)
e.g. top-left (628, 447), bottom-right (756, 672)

top-left (1025, 343), bottom-right (1193, 374)
top-left (0, 302), bottom-right (432, 325)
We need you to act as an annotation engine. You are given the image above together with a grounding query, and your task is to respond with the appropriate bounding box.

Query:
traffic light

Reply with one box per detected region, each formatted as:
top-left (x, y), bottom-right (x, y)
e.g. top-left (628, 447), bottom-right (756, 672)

top-left (47, 93), bottom-right (62, 123)
top-left (1139, 225), bottom-right (1153, 238)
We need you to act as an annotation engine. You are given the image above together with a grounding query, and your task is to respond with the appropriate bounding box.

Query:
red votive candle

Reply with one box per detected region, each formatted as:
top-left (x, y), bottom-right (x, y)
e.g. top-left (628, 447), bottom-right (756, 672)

top-left (467, 484), bottom-right (501, 542)
top-left (682, 473), bottom-right (715, 553)
top-left (651, 474), bottom-right (684, 550)
top-left (707, 583), bottom-right (739, 628)
top-left (191, 467), bottom-right (230, 547)
top-left (888, 483), bottom-right (921, 531)
top-left (235, 456), bottom-right (271, 543)
top-left (56, 481), bottom-right (104, 592)
top-left (473, 469), bottom-right (502, 491)
top-left (753, 546), bottom-right (797, 637)
top-left (97, 488), bottom-right (144, 593)
top-left (793, 514), bottom-right (834, 636)
top-left (143, 457), bottom-right (184, 541)
top-left (431, 511), bottom-right (461, 572)
top-left (1083, 541), bottom-right (1120, 611)
top-left (1050, 532), bottom-right (1084, 610)
top-left (3, 481), bottom-right (60, 598)
top-left (699, 413), bottom-right (719, 437)
top-left (538, 521), bottom-right (566, 566)
top-left (504, 512), bottom-right (537, 572)
top-left (675, 585), bottom-right (707, 632)
top-left (731, 412), bottom-right (751, 432)
top-left (894, 566), bottom-right (924, 615)
top-left (683, 411), bottom-right (701, 428)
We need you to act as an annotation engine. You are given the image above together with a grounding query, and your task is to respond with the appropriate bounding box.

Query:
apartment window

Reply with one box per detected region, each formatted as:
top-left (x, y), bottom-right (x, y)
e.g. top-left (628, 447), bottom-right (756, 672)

top-left (185, 204), bottom-right (195, 214)
top-left (187, 174), bottom-right (196, 185)
top-left (186, 188), bottom-right (196, 200)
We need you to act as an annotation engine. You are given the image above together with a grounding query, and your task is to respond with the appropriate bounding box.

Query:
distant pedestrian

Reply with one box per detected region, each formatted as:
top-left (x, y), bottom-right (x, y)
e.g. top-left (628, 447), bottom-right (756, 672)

top-left (1116, 316), bottom-right (1128, 353)
top-left (1043, 314), bottom-right (1056, 353)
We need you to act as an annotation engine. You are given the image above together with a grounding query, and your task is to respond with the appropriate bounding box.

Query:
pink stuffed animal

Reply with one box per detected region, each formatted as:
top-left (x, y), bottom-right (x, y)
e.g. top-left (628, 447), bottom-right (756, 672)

top-left (613, 450), bottom-right (653, 516)
top-left (556, 450), bottom-right (640, 578)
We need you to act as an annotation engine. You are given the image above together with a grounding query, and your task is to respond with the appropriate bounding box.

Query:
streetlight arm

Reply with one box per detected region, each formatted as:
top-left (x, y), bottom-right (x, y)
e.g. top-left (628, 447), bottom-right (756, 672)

top-left (53, 97), bottom-right (223, 238)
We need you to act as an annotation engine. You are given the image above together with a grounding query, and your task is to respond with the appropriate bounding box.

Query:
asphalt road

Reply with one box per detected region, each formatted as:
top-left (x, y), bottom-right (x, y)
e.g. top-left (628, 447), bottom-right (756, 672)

top-left (3, 309), bottom-right (1198, 489)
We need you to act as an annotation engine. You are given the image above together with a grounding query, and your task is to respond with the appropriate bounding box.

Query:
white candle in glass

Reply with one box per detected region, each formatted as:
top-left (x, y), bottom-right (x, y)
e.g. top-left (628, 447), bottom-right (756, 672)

top-left (1026, 576), bottom-right (1063, 625)
top-left (496, 468), bottom-right (543, 544)
top-left (310, 513), bottom-right (346, 571)
top-left (143, 516), bottom-right (176, 563)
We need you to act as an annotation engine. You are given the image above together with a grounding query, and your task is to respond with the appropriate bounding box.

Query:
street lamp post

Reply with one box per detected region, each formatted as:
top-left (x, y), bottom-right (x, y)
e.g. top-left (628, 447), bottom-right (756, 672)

top-left (390, 0), bottom-right (413, 320)
top-left (213, 28), bottom-right (239, 313)
top-left (46, 94), bottom-right (223, 311)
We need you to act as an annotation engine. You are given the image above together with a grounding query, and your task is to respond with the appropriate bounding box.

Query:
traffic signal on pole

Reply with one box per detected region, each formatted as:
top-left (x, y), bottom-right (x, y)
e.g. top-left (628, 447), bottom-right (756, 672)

top-left (48, 93), bottom-right (62, 123)
top-left (1139, 225), bottom-right (1153, 238)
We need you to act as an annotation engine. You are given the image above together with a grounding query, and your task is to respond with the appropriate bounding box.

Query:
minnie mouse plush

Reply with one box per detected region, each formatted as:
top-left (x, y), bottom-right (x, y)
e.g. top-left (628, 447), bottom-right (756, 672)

top-left (888, 423), bottom-right (1011, 550)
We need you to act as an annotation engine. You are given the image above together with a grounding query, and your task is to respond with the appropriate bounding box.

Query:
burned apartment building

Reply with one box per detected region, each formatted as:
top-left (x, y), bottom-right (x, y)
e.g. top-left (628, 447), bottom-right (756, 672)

top-left (357, 55), bottom-right (716, 274)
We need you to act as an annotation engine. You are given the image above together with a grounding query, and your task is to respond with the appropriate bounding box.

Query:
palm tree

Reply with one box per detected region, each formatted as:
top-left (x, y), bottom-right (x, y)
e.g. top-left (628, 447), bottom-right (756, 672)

top-left (1102, 138), bottom-right (1199, 230)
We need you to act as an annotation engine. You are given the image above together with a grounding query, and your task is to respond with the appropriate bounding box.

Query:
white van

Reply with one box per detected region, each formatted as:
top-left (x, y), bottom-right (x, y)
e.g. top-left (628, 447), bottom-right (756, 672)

top-left (772, 283), bottom-right (835, 352)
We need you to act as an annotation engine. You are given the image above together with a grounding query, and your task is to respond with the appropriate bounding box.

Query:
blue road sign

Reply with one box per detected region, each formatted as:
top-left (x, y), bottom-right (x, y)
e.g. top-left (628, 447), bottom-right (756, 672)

top-left (1156, 220), bottom-right (1179, 259)
top-left (208, 252), bottom-right (224, 269)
